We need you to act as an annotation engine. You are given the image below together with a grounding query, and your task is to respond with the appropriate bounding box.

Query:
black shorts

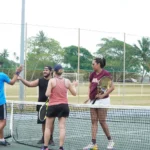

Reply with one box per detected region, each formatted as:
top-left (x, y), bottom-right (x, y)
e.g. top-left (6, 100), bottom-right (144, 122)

top-left (46, 104), bottom-right (69, 118)
top-left (36, 105), bottom-right (46, 124)
top-left (0, 104), bottom-right (7, 120)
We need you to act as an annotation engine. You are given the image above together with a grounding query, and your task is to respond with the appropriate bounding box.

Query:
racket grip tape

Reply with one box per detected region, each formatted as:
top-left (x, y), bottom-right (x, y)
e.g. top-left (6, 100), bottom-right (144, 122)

top-left (92, 99), bottom-right (97, 104)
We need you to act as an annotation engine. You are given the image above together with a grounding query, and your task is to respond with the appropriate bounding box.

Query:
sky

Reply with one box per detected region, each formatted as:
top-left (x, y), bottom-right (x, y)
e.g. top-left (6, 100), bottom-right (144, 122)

top-left (0, 0), bottom-right (150, 61)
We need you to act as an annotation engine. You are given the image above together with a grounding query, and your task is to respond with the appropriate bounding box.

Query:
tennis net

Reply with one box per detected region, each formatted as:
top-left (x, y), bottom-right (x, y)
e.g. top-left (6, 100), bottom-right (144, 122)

top-left (4, 102), bottom-right (12, 139)
top-left (5, 100), bottom-right (150, 150)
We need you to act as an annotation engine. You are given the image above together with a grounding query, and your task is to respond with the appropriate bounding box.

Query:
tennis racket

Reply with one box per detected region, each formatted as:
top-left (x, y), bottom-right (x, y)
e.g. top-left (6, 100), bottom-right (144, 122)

top-left (92, 76), bottom-right (112, 104)
top-left (39, 100), bottom-right (49, 122)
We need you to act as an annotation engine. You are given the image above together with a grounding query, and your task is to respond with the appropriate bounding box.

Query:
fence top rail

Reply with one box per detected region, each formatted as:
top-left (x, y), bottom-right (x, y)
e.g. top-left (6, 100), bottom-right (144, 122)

top-left (114, 83), bottom-right (150, 85)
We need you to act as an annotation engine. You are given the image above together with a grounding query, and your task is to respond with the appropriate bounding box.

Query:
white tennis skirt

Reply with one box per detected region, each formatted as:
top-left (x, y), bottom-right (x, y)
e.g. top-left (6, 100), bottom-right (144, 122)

top-left (89, 97), bottom-right (110, 106)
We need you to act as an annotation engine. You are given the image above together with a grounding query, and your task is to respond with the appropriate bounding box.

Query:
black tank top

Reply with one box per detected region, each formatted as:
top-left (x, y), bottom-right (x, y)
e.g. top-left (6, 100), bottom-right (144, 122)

top-left (38, 78), bottom-right (49, 102)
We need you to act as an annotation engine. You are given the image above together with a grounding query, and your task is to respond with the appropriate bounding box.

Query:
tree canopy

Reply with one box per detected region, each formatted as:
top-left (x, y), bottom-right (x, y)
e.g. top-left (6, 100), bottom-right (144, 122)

top-left (63, 45), bottom-right (93, 71)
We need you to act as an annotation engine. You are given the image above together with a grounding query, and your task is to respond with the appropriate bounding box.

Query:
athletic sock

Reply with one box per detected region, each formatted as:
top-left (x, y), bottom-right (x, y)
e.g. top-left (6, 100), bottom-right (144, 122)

top-left (50, 134), bottom-right (53, 140)
top-left (0, 138), bottom-right (5, 142)
top-left (44, 146), bottom-right (48, 149)
top-left (59, 146), bottom-right (64, 150)
top-left (92, 139), bottom-right (96, 145)
top-left (107, 136), bottom-right (112, 140)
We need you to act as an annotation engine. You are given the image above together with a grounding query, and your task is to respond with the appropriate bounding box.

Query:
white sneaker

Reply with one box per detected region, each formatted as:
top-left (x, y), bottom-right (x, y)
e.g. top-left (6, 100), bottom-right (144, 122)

top-left (83, 142), bottom-right (98, 150)
top-left (107, 140), bottom-right (115, 149)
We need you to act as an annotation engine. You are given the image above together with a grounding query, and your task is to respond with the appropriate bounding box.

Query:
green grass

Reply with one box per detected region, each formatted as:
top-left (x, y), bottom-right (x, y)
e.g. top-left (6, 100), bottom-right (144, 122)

top-left (5, 82), bottom-right (150, 106)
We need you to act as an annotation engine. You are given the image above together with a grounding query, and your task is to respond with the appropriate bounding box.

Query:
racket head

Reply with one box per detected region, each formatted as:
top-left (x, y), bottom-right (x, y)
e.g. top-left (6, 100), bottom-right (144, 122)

top-left (39, 104), bottom-right (47, 122)
top-left (97, 76), bottom-right (112, 94)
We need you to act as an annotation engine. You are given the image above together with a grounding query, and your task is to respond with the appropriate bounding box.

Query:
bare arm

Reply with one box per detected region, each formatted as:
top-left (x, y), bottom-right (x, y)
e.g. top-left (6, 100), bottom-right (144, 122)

top-left (68, 80), bottom-right (77, 96)
top-left (84, 82), bottom-right (91, 103)
top-left (103, 81), bottom-right (115, 96)
top-left (88, 82), bottom-right (91, 99)
top-left (9, 74), bottom-right (20, 85)
top-left (9, 65), bottom-right (23, 85)
top-left (18, 76), bottom-right (39, 87)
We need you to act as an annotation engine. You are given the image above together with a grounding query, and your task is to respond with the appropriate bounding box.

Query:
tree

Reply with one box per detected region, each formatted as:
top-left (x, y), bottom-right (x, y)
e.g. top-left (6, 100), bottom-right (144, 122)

top-left (26, 31), bottom-right (64, 80)
top-left (13, 52), bottom-right (19, 62)
top-left (0, 50), bottom-right (18, 76)
top-left (1, 49), bottom-right (9, 59)
top-left (133, 37), bottom-right (150, 82)
top-left (96, 38), bottom-right (140, 81)
top-left (63, 45), bottom-right (93, 71)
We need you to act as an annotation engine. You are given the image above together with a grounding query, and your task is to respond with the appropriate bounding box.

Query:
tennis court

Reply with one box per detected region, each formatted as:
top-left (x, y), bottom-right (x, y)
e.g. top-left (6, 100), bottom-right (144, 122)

top-left (3, 101), bottom-right (150, 150)
top-left (0, 142), bottom-right (38, 150)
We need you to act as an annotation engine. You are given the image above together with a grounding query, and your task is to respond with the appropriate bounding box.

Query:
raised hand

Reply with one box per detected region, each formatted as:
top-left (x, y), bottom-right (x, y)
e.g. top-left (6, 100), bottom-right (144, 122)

top-left (72, 80), bottom-right (78, 87)
top-left (16, 65), bottom-right (23, 73)
top-left (17, 76), bottom-right (22, 80)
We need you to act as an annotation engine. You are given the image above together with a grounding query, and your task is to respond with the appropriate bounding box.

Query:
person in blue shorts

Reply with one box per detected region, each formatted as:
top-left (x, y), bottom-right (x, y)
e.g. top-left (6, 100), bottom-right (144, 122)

top-left (0, 65), bottom-right (22, 146)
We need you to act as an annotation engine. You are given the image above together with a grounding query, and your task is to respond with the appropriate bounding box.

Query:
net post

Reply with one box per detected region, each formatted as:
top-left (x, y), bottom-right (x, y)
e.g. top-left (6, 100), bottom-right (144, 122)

top-left (77, 28), bottom-right (80, 104)
top-left (10, 101), bottom-right (14, 137)
top-left (19, 0), bottom-right (25, 101)
top-left (122, 32), bottom-right (126, 104)
top-left (24, 22), bottom-right (27, 100)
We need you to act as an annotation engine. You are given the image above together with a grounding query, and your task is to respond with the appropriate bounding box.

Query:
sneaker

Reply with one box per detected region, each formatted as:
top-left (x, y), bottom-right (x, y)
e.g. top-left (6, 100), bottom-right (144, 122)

top-left (83, 142), bottom-right (98, 150)
top-left (0, 140), bottom-right (10, 146)
top-left (37, 136), bottom-right (44, 144)
top-left (49, 139), bottom-right (55, 146)
top-left (107, 140), bottom-right (115, 149)
top-left (40, 146), bottom-right (49, 150)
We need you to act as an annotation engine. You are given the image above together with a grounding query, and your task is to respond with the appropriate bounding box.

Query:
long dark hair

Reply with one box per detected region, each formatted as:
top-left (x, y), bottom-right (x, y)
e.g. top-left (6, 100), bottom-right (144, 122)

top-left (94, 57), bottom-right (106, 68)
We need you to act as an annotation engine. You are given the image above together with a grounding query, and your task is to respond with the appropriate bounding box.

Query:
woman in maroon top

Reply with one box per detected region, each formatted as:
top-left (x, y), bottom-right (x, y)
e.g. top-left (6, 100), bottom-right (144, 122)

top-left (83, 57), bottom-right (115, 150)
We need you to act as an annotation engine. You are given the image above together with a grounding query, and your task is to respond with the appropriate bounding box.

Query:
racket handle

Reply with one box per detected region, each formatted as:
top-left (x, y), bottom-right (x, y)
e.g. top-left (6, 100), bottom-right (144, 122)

top-left (92, 99), bottom-right (97, 104)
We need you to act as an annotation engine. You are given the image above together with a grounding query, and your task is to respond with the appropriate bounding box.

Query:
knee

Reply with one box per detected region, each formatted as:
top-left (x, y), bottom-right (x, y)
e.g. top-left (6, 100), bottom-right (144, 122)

top-left (99, 120), bottom-right (106, 126)
top-left (91, 119), bottom-right (98, 126)
top-left (59, 123), bottom-right (65, 130)
top-left (45, 123), bottom-right (51, 131)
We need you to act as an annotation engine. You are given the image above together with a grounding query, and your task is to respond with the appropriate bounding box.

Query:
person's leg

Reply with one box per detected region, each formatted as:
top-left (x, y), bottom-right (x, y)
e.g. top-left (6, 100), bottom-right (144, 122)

top-left (98, 108), bottom-right (111, 139)
top-left (83, 108), bottom-right (99, 150)
top-left (39, 121), bottom-right (54, 144)
top-left (91, 108), bottom-right (98, 144)
top-left (0, 119), bottom-right (10, 146)
top-left (44, 117), bottom-right (55, 148)
top-left (37, 113), bottom-right (45, 144)
top-left (49, 119), bottom-right (55, 145)
top-left (58, 117), bottom-right (66, 150)
top-left (98, 108), bottom-right (114, 149)
top-left (38, 121), bottom-right (54, 145)
top-left (0, 104), bottom-right (7, 140)
top-left (57, 104), bottom-right (70, 150)
top-left (0, 104), bottom-right (10, 146)
top-left (0, 120), bottom-right (6, 139)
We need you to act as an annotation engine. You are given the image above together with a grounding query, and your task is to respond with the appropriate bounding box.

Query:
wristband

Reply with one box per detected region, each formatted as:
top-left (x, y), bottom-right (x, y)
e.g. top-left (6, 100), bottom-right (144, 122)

top-left (15, 72), bottom-right (20, 76)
